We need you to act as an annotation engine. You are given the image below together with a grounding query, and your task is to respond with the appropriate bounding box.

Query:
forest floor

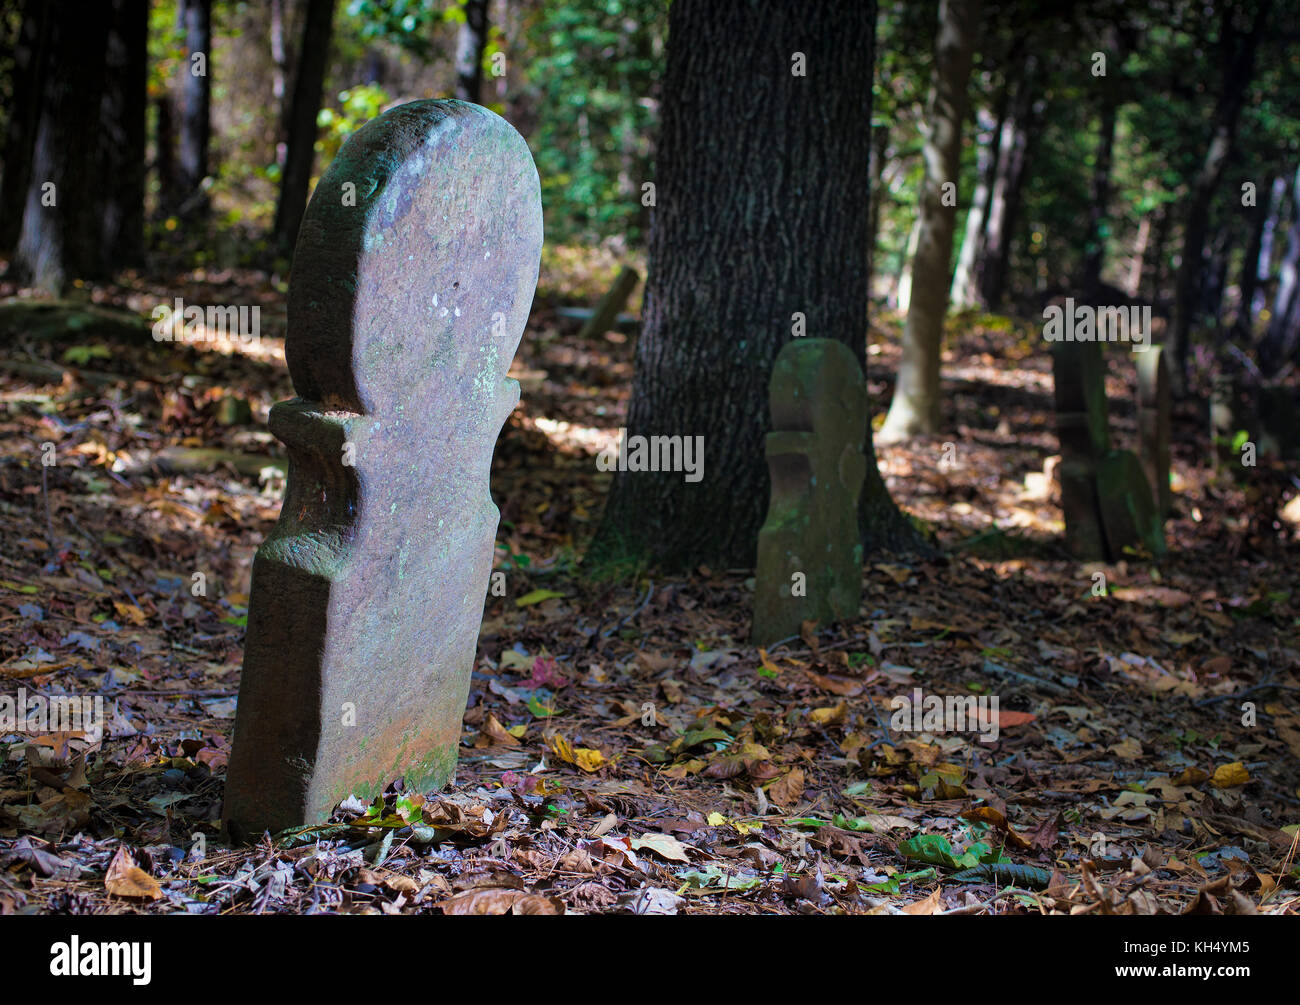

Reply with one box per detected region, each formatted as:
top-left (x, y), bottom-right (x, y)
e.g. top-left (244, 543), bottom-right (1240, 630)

top-left (1, 264), bottom-right (1299, 915)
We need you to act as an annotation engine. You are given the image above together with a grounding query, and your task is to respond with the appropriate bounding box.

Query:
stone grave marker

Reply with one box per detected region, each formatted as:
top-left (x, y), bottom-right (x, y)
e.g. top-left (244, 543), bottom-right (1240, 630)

top-left (753, 339), bottom-right (867, 647)
top-left (223, 100), bottom-right (542, 840)
top-left (1051, 341), bottom-right (1164, 561)
top-left (1136, 346), bottom-right (1171, 516)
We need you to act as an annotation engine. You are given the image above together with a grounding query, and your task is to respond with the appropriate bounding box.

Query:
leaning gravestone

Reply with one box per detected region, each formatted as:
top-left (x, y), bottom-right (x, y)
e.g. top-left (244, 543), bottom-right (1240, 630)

top-left (1051, 341), bottom-right (1164, 561)
top-left (1136, 347), bottom-right (1171, 516)
top-left (753, 339), bottom-right (867, 647)
top-left (223, 101), bottom-right (542, 840)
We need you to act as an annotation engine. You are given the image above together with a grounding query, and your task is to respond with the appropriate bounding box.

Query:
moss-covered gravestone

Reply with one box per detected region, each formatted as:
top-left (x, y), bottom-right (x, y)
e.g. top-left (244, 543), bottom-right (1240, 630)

top-left (1051, 341), bottom-right (1164, 562)
top-left (752, 339), bottom-right (867, 647)
top-left (223, 101), bottom-right (542, 840)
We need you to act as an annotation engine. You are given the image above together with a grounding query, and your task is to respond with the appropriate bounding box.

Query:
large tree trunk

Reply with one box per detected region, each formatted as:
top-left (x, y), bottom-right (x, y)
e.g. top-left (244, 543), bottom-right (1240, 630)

top-left (273, 0), bottom-right (337, 257)
top-left (176, 0), bottom-right (212, 217)
top-left (590, 0), bottom-right (918, 572)
top-left (1260, 164), bottom-right (1300, 372)
top-left (11, 2), bottom-right (112, 294)
top-left (1166, 0), bottom-right (1268, 395)
top-left (880, 0), bottom-right (980, 441)
top-left (0, 0), bottom-right (50, 253)
top-left (98, 0), bottom-right (147, 268)
top-left (454, 0), bottom-right (489, 104)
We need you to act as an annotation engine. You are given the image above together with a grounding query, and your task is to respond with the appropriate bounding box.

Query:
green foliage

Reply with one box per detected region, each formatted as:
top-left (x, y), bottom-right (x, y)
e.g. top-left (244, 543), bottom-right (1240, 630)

top-left (523, 0), bottom-right (668, 247)
top-left (316, 84), bottom-right (393, 166)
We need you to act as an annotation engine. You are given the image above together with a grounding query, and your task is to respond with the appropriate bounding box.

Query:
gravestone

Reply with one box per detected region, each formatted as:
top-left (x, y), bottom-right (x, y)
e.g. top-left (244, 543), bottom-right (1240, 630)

top-left (223, 100), bottom-right (542, 840)
top-left (1051, 341), bottom-right (1110, 561)
top-left (1051, 341), bottom-right (1164, 561)
top-left (577, 266), bottom-right (640, 339)
top-left (753, 339), bottom-right (867, 647)
top-left (1136, 347), bottom-right (1171, 516)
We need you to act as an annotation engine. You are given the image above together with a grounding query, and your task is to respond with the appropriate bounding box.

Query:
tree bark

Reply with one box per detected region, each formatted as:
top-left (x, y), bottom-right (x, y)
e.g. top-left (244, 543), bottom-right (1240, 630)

top-left (978, 57), bottom-right (1043, 311)
top-left (880, 0), bottom-right (980, 441)
top-left (98, 0), bottom-right (147, 268)
top-left (1166, 0), bottom-right (1268, 394)
top-left (1252, 173), bottom-right (1288, 318)
top-left (176, 0), bottom-right (213, 217)
top-left (950, 102), bottom-right (1000, 308)
top-left (590, 0), bottom-right (919, 572)
top-left (11, 2), bottom-right (112, 294)
top-left (273, 0), bottom-right (337, 257)
top-left (0, 0), bottom-right (50, 252)
top-left (1260, 164), bottom-right (1300, 372)
top-left (1082, 25), bottom-right (1132, 298)
top-left (454, 0), bottom-right (489, 104)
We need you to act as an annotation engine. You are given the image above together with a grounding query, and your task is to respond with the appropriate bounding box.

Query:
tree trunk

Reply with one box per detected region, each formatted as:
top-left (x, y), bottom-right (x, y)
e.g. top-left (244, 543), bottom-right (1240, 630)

top-left (978, 57), bottom-right (1043, 311)
top-left (1126, 212), bottom-right (1150, 298)
top-left (866, 121), bottom-right (890, 298)
top-left (1082, 24), bottom-right (1136, 298)
top-left (0, 0), bottom-right (51, 252)
top-left (176, 0), bottom-right (212, 217)
top-left (1166, 0), bottom-right (1268, 395)
top-left (271, 0), bottom-right (289, 168)
top-left (1260, 164), bottom-right (1300, 372)
top-left (454, 0), bottom-right (489, 104)
top-left (950, 102), bottom-right (1000, 308)
top-left (589, 0), bottom-right (918, 572)
top-left (1253, 173), bottom-right (1288, 318)
top-left (98, 0), bottom-right (147, 268)
top-left (11, 2), bottom-right (112, 294)
top-left (880, 0), bottom-right (980, 441)
top-left (273, 0), bottom-right (337, 257)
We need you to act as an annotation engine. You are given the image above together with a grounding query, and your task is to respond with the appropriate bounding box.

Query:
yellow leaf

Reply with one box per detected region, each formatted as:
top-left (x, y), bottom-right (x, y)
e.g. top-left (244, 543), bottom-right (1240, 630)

top-left (574, 747), bottom-right (605, 773)
top-left (810, 702), bottom-right (847, 726)
top-left (113, 602), bottom-right (148, 626)
top-left (1210, 762), bottom-right (1250, 788)
top-left (707, 812), bottom-right (728, 827)
top-left (516, 589), bottom-right (566, 607)
top-left (104, 846), bottom-right (162, 900)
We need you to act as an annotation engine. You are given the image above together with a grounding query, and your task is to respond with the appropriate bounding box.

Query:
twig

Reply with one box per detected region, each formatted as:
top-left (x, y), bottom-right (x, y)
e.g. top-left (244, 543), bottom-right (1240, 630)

top-left (601, 579), bottom-right (654, 638)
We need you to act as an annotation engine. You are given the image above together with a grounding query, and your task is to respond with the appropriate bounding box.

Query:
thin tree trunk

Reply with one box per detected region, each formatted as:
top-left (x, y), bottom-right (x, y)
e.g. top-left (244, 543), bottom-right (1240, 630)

top-left (880, 0), bottom-right (980, 441)
top-left (177, 0), bottom-right (213, 217)
top-left (1167, 0), bottom-right (1268, 394)
top-left (271, 0), bottom-right (288, 169)
top-left (950, 103), bottom-right (999, 307)
top-left (1127, 212), bottom-right (1150, 298)
top-left (590, 0), bottom-right (919, 572)
top-left (1260, 163), bottom-right (1300, 372)
top-left (0, 0), bottom-right (50, 252)
top-left (273, 0), bottom-right (337, 257)
top-left (1082, 24), bottom-right (1136, 297)
top-left (978, 57), bottom-right (1042, 311)
top-left (99, 0), bottom-right (147, 268)
top-left (454, 0), bottom-right (489, 104)
top-left (1253, 173), bottom-right (1287, 318)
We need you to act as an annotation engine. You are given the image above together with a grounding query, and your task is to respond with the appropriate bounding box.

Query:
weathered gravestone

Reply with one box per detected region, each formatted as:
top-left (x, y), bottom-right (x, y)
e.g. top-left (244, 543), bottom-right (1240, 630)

top-left (1137, 346), bottom-right (1171, 517)
top-left (1051, 341), bottom-right (1164, 562)
top-left (223, 100), bottom-right (542, 840)
top-left (753, 339), bottom-right (867, 647)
